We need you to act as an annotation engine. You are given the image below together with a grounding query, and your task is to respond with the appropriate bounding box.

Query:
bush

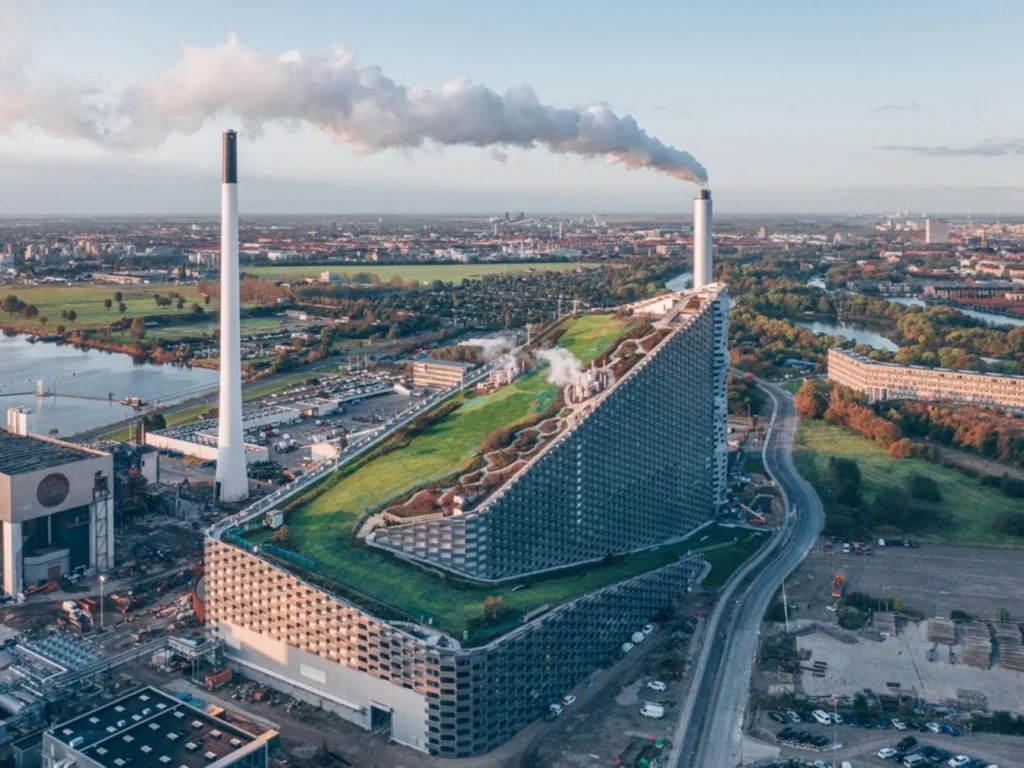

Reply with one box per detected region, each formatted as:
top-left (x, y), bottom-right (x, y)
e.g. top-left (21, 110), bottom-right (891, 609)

top-left (950, 609), bottom-right (973, 622)
top-left (907, 474), bottom-right (942, 503)
top-left (994, 509), bottom-right (1024, 538)
top-left (1001, 475), bottom-right (1024, 498)
top-left (837, 606), bottom-right (868, 630)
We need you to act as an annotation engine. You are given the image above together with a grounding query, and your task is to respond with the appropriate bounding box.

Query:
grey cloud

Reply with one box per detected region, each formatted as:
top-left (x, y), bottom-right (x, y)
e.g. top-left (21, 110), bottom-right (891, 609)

top-left (881, 138), bottom-right (1024, 157)
top-left (870, 100), bottom-right (922, 114)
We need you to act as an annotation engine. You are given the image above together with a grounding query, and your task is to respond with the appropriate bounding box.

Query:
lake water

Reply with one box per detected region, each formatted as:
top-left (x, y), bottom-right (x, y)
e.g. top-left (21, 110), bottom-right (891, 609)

top-left (0, 334), bottom-right (218, 436)
top-left (794, 319), bottom-right (900, 352)
top-left (665, 271), bottom-right (693, 292)
top-left (885, 296), bottom-right (1024, 328)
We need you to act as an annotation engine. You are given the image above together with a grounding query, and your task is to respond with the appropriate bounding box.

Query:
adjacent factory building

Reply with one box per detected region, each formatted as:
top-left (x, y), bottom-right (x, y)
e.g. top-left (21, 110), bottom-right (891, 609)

top-left (828, 348), bottom-right (1024, 412)
top-left (40, 686), bottom-right (276, 768)
top-left (1, 410), bottom-right (114, 596)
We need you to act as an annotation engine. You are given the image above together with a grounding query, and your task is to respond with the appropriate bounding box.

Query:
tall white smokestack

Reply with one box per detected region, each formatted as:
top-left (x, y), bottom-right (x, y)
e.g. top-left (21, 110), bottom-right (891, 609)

top-left (215, 130), bottom-right (248, 503)
top-left (693, 189), bottom-right (713, 288)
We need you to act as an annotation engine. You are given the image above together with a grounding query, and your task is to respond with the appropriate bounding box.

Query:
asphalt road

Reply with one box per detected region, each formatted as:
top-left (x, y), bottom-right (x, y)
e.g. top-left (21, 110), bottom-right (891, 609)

top-left (672, 379), bottom-right (824, 767)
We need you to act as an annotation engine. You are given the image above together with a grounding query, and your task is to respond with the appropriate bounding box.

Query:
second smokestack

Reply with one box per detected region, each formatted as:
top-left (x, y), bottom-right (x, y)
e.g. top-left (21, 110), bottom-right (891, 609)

top-left (693, 189), bottom-right (712, 288)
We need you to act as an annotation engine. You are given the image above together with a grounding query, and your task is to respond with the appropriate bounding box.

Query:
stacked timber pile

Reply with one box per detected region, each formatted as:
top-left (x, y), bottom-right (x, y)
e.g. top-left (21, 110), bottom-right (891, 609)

top-left (874, 612), bottom-right (897, 636)
top-left (995, 622), bottom-right (1024, 672)
top-left (962, 622), bottom-right (993, 669)
top-left (928, 618), bottom-right (956, 645)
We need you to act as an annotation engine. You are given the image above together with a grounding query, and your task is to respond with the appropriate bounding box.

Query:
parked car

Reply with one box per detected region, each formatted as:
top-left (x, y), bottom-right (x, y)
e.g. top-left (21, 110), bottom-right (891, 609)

top-left (876, 717), bottom-right (890, 729)
top-left (641, 623), bottom-right (654, 636)
top-left (548, 703), bottom-right (563, 717)
top-left (561, 694), bottom-right (576, 707)
top-left (903, 757), bottom-right (927, 768)
top-left (892, 718), bottom-right (907, 730)
top-left (830, 712), bottom-right (844, 724)
top-left (946, 757), bottom-right (970, 768)
top-left (897, 735), bottom-right (918, 751)
top-left (931, 749), bottom-right (952, 762)
top-left (647, 680), bottom-right (667, 692)
top-left (786, 710), bottom-right (802, 723)
top-left (776, 727), bottom-right (794, 740)
top-left (768, 711), bottom-right (787, 724)
top-left (941, 723), bottom-right (962, 737)
top-left (926, 722), bottom-right (943, 733)
top-left (918, 746), bottom-right (937, 759)
top-left (876, 748), bottom-right (897, 760)
top-left (621, 642), bottom-right (634, 654)
top-left (811, 734), bottom-right (829, 747)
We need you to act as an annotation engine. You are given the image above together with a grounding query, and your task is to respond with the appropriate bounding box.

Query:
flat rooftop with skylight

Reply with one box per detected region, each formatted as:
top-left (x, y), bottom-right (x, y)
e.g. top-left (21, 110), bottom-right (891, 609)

top-left (42, 686), bottom-right (276, 768)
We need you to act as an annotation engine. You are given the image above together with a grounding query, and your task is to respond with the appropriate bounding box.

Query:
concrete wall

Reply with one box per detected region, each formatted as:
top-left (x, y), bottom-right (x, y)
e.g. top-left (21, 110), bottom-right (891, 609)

top-left (0, 451), bottom-right (112, 525)
top-left (219, 623), bottom-right (428, 752)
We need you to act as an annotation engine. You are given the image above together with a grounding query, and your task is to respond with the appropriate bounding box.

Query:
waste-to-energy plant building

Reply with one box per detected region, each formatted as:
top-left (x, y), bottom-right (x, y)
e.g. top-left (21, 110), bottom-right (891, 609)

top-left (202, 187), bottom-right (730, 758)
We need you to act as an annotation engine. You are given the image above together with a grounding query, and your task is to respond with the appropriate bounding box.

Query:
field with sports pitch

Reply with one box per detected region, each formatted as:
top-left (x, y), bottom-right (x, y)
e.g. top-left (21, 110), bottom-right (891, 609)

top-left (245, 261), bottom-right (604, 283)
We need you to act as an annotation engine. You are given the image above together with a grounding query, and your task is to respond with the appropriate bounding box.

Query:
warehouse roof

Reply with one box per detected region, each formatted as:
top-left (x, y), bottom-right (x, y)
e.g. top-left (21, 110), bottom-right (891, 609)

top-left (0, 431), bottom-right (102, 476)
top-left (48, 687), bottom-right (270, 768)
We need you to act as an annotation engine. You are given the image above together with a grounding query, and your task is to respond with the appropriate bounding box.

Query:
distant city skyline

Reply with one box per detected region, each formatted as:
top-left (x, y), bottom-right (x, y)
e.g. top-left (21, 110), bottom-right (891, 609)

top-left (2, 0), bottom-right (1023, 214)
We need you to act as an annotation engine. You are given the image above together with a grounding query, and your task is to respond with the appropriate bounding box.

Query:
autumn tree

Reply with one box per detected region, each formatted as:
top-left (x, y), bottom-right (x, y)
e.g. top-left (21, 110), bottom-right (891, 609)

top-left (130, 317), bottom-right (147, 338)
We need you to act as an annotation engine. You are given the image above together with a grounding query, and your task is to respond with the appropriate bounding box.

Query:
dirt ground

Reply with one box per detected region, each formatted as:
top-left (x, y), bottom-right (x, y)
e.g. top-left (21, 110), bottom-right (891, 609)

top-left (783, 541), bottom-right (1024, 627)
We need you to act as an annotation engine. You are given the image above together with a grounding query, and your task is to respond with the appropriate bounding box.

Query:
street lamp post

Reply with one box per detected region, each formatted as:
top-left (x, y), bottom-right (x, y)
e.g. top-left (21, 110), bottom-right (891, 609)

top-left (99, 574), bottom-right (106, 630)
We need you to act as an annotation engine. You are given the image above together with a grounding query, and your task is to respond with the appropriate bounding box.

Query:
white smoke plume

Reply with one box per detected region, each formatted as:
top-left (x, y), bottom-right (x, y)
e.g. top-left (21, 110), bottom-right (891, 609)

top-left (476, 334), bottom-right (516, 361)
top-left (538, 348), bottom-right (583, 386)
top-left (0, 35), bottom-right (708, 184)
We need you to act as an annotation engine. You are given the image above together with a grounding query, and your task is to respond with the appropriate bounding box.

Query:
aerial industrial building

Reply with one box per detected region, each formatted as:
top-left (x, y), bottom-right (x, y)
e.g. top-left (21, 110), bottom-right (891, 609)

top-left (828, 348), bottom-right (1024, 412)
top-left (1, 409), bottom-right (114, 597)
top-left (202, 191), bottom-right (730, 758)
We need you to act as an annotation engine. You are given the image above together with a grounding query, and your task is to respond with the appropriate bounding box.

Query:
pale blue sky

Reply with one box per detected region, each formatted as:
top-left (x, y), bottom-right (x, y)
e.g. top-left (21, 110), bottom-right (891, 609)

top-left (2, 0), bottom-right (1023, 214)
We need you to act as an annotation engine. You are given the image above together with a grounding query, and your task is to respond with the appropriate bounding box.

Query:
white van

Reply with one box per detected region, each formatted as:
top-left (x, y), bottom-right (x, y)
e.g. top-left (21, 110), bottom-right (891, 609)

top-left (903, 755), bottom-right (927, 768)
top-left (811, 709), bottom-right (832, 725)
top-left (640, 703), bottom-right (665, 719)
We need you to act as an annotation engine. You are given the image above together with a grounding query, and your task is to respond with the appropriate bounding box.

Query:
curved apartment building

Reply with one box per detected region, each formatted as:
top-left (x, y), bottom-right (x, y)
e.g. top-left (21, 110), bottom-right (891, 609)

top-left (828, 348), bottom-right (1024, 412)
top-left (371, 285), bottom-right (730, 580)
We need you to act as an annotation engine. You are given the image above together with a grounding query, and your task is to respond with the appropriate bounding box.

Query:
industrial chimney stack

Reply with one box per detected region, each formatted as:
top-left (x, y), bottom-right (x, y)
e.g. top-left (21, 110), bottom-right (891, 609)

top-left (215, 130), bottom-right (248, 503)
top-left (693, 189), bottom-right (712, 288)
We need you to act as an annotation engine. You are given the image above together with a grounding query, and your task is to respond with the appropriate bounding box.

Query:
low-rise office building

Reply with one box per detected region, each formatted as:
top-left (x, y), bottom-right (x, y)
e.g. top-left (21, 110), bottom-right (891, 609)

top-left (828, 348), bottom-right (1024, 411)
top-left (411, 359), bottom-right (475, 389)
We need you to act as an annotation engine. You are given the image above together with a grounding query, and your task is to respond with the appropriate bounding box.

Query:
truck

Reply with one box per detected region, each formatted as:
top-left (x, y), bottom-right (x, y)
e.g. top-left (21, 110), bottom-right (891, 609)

top-left (831, 573), bottom-right (845, 599)
top-left (204, 668), bottom-right (233, 691)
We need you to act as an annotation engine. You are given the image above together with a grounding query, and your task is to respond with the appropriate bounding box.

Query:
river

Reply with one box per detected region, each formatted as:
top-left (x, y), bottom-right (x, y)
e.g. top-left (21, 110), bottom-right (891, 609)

top-left (665, 271), bottom-right (693, 292)
top-left (885, 296), bottom-right (1024, 328)
top-left (0, 334), bottom-right (218, 437)
top-left (793, 319), bottom-right (900, 352)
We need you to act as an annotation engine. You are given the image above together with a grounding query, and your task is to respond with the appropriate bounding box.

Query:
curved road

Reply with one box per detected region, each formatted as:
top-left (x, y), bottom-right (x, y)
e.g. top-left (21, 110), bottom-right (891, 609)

top-left (672, 379), bottom-right (824, 767)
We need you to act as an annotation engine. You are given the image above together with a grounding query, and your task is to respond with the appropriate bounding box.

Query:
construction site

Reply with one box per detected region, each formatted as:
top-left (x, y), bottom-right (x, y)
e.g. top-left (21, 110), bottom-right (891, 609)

top-left (751, 537), bottom-right (1024, 735)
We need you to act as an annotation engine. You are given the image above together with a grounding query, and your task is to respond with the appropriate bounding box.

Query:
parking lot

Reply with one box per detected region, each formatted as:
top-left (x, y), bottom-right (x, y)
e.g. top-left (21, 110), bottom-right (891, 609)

top-left (757, 711), bottom-right (1024, 767)
top-left (783, 542), bottom-right (1024, 631)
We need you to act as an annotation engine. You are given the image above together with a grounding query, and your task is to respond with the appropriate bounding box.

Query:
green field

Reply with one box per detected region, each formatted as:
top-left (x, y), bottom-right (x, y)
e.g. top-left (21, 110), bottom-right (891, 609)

top-left (793, 420), bottom-right (1021, 546)
top-left (246, 261), bottom-right (603, 283)
top-left (4, 283), bottom-right (216, 330)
